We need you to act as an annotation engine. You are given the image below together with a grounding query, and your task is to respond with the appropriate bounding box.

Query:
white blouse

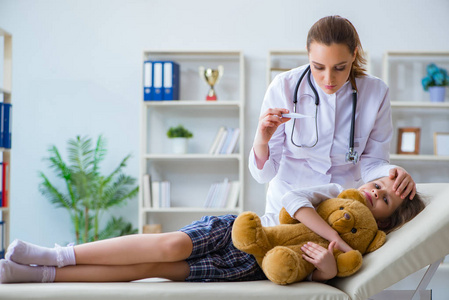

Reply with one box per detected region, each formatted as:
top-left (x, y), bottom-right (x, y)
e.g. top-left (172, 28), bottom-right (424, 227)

top-left (261, 183), bottom-right (344, 226)
top-left (251, 64), bottom-right (397, 226)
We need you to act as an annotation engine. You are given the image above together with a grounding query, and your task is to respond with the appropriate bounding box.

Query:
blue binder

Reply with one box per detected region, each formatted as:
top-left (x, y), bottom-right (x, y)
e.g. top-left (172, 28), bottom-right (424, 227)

top-left (152, 61), bottom-right (164, 100)
top-left (163, 61), bottom-right (180, 100)
top-left (143, 60), bottom-right (153, 101)
top-left (3, 103), bottom-right (11, 149)
top-left (0, 103), bottom-right (4, 148)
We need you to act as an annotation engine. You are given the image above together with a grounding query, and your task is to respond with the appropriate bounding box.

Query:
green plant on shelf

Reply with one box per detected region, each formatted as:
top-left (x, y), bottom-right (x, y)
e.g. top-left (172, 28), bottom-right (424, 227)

top-left (167, 125), bottom-right (193, 138)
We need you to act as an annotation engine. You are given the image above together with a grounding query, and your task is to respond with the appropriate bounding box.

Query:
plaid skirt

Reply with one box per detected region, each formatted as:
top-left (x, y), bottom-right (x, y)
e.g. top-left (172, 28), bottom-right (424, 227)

top-left (179, 214), bottom-right (266, 282)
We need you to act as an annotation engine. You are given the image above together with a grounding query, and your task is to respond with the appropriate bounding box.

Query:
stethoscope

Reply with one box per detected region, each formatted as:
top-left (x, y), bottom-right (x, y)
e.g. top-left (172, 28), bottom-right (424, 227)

top-left (291, 65), bottom-right (359, 164)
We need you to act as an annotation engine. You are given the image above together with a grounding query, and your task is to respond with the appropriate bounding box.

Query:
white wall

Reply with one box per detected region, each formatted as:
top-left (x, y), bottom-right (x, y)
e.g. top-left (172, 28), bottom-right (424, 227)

top-left (0, 0), bottom-right (448, 248)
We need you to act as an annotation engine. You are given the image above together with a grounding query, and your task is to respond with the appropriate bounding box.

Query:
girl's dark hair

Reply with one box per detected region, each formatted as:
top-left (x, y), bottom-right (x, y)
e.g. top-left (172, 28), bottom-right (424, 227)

top-left (377, 192), bottom-right (426, 234)
top-left (306, 15), bottom-right (367, 90)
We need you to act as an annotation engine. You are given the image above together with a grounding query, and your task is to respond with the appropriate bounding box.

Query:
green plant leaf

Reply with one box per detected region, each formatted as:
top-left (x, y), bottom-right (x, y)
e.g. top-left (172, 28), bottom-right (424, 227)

top-left (38, 134), bottom-right (139, 244)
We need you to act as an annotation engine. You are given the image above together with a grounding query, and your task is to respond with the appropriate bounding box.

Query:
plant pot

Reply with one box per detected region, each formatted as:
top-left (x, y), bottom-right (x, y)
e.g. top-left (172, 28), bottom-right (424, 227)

top-left (429, 86), bottom-right (446, 103)
top-left (171, 137), bottom-right (188, 154)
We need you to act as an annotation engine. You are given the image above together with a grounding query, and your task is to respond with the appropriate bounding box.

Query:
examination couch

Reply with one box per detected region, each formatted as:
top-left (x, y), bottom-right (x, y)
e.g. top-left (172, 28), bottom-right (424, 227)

top-left (0, 183), bottom-right (448, 300)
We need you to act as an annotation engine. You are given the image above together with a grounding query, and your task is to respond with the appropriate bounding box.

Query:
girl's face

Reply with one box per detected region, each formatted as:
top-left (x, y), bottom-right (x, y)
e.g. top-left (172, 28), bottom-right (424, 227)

top-left (358, 177), bottom-right (404, 221)
top-left (308, 42), bottom-right (356, 95)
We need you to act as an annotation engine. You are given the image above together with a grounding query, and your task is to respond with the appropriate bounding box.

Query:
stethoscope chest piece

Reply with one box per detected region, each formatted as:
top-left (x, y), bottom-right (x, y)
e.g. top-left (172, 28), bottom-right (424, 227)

top-left (345, 148), bottom-right (359, 164)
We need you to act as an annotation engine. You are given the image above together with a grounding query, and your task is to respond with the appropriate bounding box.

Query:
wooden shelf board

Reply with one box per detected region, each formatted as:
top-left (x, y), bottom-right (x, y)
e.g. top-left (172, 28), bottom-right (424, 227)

top-left (385, 51), bottom-right (449, 57)
top-left (143, 153), bottom-right (241, 161)
top-left (391, 101), bottom-right (449, 108)
top-left (143, 50), bottom-right (242, 57)
top-left (143, 100), bottom-right (241, 107)
top-left (141, 207), bottom-right (240, 213)
top-left (390, 154), bottom-right (449, 161)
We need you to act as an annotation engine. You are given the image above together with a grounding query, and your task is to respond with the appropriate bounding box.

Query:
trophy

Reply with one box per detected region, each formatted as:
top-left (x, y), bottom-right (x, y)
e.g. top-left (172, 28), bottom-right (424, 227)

top-left (199, 65), bottom-right (224, 101)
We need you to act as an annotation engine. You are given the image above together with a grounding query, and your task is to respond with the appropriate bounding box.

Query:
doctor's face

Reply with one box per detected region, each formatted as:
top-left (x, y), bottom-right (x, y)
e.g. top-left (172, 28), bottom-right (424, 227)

top-left (308, 42), bottom-right (356, 95)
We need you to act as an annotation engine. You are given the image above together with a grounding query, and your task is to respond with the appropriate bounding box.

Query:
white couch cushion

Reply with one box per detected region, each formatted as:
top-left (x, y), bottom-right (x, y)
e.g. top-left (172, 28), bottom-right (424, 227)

top-left (0, 280), bottom-right (350, 300)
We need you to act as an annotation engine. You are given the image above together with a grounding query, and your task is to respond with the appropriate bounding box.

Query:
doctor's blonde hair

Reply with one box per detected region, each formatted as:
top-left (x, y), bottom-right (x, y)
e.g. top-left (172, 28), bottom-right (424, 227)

top-left (307, 15), bottom-right (367, 90)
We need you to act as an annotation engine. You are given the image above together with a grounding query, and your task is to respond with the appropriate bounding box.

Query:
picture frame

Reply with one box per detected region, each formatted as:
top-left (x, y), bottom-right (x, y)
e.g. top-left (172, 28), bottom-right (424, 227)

top-left (397, 127), bottom-right (421, 154)
top-left (434, 132), bottom-right (449, 156)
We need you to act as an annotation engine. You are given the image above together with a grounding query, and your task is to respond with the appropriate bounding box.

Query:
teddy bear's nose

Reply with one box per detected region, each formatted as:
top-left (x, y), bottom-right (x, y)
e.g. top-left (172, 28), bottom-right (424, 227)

top-left (344, 213), bottom-right (350, 220)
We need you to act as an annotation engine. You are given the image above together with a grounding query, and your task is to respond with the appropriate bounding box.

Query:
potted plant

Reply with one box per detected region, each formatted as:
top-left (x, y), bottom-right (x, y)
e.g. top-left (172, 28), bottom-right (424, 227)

top-left (422, 63), bottom-right (449, 102)
top-left (167, 125), bottom-right (193, 154)
top-left (39, 135), bottom-right (139, 244)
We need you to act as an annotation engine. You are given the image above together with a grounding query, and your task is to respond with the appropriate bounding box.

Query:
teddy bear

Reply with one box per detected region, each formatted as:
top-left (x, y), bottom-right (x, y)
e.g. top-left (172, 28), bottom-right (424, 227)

top-left (231, 189), bottom-right (386, 285)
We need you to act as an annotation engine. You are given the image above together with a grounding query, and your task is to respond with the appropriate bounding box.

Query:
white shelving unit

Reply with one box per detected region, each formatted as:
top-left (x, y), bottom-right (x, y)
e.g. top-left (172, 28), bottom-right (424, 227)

top-left (139, 50), bottom-right (245, 233)
top-left (0, 27), bottom-right (12, 258)
top-left (267, 50), bottom-right (308, 85)
top-left (383, 51), bottom-right (449, 183)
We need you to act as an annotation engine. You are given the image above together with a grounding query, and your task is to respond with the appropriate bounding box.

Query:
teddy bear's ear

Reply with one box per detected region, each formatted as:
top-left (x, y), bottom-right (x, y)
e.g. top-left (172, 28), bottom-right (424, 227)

top-left (365, 230), bottom-right (387, 253)
top-left (279, 207), bottom-right (299, 224)
top-left (338, 189), bottom-right (367, 206)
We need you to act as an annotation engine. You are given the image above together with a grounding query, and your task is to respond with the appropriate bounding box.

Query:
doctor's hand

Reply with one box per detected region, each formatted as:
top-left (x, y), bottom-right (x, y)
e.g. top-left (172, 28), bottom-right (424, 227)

top-left (253, 108), bottom-right (291, 169)
top-left (254, 108), bottom-right (291, 145)
top-left (389, 167), bottom-right (416, 200)
top-left (301, 241), bottom-right (337, 281)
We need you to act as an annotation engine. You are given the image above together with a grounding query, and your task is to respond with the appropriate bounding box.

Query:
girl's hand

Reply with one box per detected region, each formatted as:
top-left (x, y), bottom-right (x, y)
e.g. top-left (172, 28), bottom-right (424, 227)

top-left (389, 167), bottom-right (416, 200)
top-left (301, 241), bottom-right (337, 281)
top-left (254, 108), bottom-right (290, 146)
top-left (333, 236), bottom-right (353, 253)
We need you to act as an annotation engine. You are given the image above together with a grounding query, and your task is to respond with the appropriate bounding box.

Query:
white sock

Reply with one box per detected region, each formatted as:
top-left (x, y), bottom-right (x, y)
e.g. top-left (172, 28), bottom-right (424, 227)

top-left (0, 259), bottom-right (55, 283)
top-left (6, 239), bottom-right (76, 268)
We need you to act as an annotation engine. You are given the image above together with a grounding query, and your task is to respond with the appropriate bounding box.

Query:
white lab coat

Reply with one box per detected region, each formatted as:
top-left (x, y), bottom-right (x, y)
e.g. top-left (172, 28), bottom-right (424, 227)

top-left (250, 65), bottom-right (396, 226)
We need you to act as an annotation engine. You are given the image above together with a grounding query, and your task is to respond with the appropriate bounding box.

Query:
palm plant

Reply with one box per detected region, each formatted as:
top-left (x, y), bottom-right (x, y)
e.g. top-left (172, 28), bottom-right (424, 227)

top-left (39, 135), bottom-right (139, 244)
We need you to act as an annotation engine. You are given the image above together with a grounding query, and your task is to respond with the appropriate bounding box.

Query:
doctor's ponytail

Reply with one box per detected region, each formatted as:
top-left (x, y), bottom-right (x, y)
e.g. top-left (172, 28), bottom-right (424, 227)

top-left (307, 15), bottom-right (367, 89)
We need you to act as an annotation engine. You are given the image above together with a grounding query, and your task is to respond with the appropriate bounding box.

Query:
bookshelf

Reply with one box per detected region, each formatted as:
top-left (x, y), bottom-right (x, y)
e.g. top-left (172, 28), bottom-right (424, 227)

top-left (139, 50), bottom-right (245, 233)
top-left (0, 27), bottom-right (12, 258)
top-left (382, 51), bottom-right (449, 183)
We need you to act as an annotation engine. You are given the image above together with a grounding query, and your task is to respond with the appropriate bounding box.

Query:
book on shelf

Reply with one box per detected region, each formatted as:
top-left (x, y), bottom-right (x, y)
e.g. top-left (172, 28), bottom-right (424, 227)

top-left (0, 220), bottom-right (4, 259)
top-left (163, 61), bottom-right (180, 101)
top-left (226, 181), bottom-right (240, 209)
top-left (0, 103), bottom-right (12, 149)
top-left (225, 128), bottom-right (240, 154)
top-left (151, 180), bottom-right (171, 208)
top-left (143, 61), bottom-right (153, 101)
top-left (142, 174), bottom-right (152, 208)
top-left (153, 62), bottom-right (163, 100)
top-left (1, 162), bottom-right (8, 207)
top-left (204, 179), bottom-right (240, 209)
top-left (220, 128), bottom-right (234, 154)
top-left (209, 126), bottom-right (226, 154)
top-left (0, 162), bottom-right (2, 207)
top-left (143, 60), bottom-right (180, 101)
top-left (209, 126), bottom-right (240, 155)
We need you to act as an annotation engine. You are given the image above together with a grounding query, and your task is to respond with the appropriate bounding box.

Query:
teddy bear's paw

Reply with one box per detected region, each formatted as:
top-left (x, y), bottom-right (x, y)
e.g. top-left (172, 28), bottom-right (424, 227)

top-left (336, 250), bottom-right (363, 277)
top-left (279, 207), bottom-right (299, 224)
top-left (231, 212), bottom-right (270, 257)
top-left (262, 246), bottom-right (309, 285)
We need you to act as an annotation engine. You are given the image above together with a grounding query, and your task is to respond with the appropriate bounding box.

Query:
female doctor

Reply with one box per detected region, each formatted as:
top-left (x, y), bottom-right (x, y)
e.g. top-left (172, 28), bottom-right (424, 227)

top-left (249, 16), bottom-right (416, 227)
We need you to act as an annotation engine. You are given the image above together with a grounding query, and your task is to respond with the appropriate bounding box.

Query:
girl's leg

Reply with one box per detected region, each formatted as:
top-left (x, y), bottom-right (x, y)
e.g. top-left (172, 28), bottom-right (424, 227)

top-left (7, 232), bottom-right (192, 267)
top-left (0, 260), bottom-right (55, 283)
top-left (0, 259), bottom-right (190, 283)
top-left (55, 261), bottom-right (190, 282)
top-left (74, 232), bottom-right (193, 265)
